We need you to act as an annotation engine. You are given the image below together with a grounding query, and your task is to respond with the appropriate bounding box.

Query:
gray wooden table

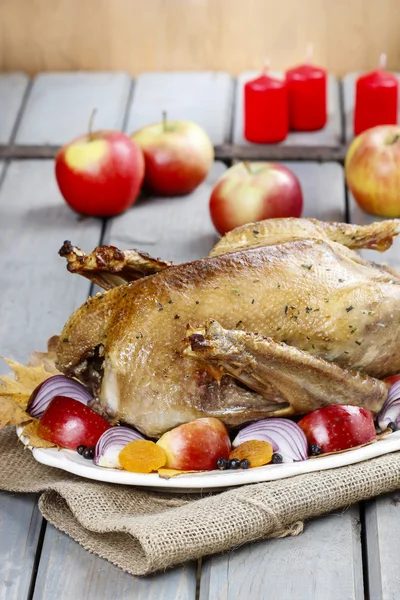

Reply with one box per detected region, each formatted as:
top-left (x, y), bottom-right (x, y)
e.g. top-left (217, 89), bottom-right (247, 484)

top-left (0, 70), bottom-right (399, 600)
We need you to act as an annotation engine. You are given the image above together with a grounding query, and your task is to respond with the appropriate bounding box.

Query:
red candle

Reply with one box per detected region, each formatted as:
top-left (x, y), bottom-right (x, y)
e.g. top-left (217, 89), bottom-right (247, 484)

top-left (286, 45), bottom-right (327, 131)
top-left (354, 54), bottom-right (398, 136)
top-left (244, 67), bottom-right (288, 144)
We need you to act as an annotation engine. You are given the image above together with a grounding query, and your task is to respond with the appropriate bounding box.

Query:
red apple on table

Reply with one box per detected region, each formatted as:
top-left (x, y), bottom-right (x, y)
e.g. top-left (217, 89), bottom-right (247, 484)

top-left (38, 396), bottom-right (111, 450)
top-left (345, 125), bottom-right (400, 217)
top-left (156, 417), bottom-right (231, 470)
top-left (131, 113), bottom-right (214, 196)
top-left (55, 114), bottom-right (145, 216)
top-left (298, 405), bottom-right (376, 454)
top-left (209, 161), bottom-right (303, 235)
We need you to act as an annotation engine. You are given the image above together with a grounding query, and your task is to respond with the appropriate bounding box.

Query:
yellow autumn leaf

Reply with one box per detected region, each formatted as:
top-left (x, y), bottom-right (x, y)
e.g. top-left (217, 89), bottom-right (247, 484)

top-left (21, 419), bottom-right (56, 449)
top-left (157, 468), bottom-right (203, 479)
top-left (0, 358), bottom-right (54, 409)
top-left (0, 395), bottom-right (31, 429)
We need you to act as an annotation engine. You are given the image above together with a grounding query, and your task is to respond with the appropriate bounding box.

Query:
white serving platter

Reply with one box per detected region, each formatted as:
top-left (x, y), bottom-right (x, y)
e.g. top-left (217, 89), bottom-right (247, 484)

top-left (17, 427), bottom-right (400, 493)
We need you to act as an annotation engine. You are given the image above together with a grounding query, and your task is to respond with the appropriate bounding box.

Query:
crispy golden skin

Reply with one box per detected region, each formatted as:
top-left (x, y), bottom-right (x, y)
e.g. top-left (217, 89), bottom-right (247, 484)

top-left (55, 218), bottom-right (400, 437)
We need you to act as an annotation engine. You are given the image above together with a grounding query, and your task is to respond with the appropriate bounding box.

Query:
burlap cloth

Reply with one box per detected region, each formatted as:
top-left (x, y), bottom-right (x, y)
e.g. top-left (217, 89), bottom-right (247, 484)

top-left (2, 427), bottom-right (400, 576)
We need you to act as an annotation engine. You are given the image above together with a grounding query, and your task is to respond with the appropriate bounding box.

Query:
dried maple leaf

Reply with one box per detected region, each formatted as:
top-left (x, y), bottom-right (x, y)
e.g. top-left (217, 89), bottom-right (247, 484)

top-left (157, 468), bottom-right (203, 479)
top-left (0, 395), bottom-right (31, 429)
top-left (21, 419), bottom-right (56, 449)
top-left (0, 358), bottom-right (54, 410)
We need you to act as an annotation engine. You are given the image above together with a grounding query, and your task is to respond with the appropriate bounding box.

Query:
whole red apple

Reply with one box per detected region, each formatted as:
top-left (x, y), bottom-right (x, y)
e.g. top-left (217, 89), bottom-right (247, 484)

top-left (55, 130), bottom-right (145, 216)
top-left (38, 396), bottom-right (111, 450)
top-left (156, 417), bottom-right (231, 470)
top-left (131, 114), bottom-right (214, 196)
top-left (345, 125), bottom-right (400, 217)
top-left (298, 405), bottom-right (376, 454)
top-left (209, 162), bottom-right (303, 235)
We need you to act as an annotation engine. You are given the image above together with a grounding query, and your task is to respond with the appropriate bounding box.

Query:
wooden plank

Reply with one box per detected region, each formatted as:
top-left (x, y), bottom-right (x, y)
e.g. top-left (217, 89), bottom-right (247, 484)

top-left (200, 507), bottom-right (363, 600)
top-left (0, 143), bottom-right (348, 163)
top-left (0, 73), bottom-right (29, 143)
top-left (0, 159), bottom-right (103, 598)
top-left (200, 161), bottom-right (364, 600)
top-left (32, 163), bottom-right (226, 599)
top-left (103, 161), bottom-right (226, 261)
top-left (363, 495), bottom-right (400, 600)
top-left (343, 72), bottom-right (400, 143)
top-left (14, 72), bottom-right (132, 146)
top-left (126, 72), bottom-right (234, 144)
top-left (282, 161), bottom-right (346, 222)
top-left (233, 72), bottom-right (342, 148)
top-left (33, 523), bottom-right (197, 600)
top-left (0, 160), bottom-right (102, 362)
top-left (0, 493), bottom-right (42, 600)
top-left (348, 194), bottom-right (400, 599)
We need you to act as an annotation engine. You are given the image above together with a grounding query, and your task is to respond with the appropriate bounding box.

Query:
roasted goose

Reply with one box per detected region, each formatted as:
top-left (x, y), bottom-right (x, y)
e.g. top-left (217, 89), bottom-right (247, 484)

top-left (56, 218), bottom-right (400, 437)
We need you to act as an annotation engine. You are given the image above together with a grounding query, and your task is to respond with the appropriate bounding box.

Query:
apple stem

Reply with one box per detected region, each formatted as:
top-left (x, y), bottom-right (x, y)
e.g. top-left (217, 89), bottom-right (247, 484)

top-left (88, 108), bottom-right (98, 141)
top-left (243, 161), bottom-right (252, 174)
top-left (162, 110), bottom-right (168, 132)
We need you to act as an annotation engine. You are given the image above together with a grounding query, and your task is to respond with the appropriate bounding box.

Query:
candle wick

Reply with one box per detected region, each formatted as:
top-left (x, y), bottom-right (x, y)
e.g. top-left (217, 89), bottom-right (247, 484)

top-left (306, 42), bottom-right (313, 65)
top-left (262, 58), bottom-right (270, 75)
top-left (379, 53), bottom-right (387, 70)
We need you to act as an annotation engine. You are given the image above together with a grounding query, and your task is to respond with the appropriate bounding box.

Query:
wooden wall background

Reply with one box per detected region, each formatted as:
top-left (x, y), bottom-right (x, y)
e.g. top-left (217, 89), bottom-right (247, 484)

top-left (0, 0), bottom-right (399, 76)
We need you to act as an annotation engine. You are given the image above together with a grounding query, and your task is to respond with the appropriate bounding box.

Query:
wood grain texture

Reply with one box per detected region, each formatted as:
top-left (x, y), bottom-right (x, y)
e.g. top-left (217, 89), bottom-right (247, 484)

top-left (233, 73), bottom-right (342, 148)
top-left (14, 72), bottom-right (132, 145)
top-left (283, 161), bottom-right (346, 221)
top-left (0, 493), bottom-right (42, 600)
top-left (0, 160), bottom-right (102, 363)
top-left (33, 523), bottom-right (197, 600)
top-left (103, 161), bottom-right (226, 261)
top-left (0, 73), bottom-right (29, 143)
top-left (343, 72), bottom-right (400, 142)
top-left (363, 495), bottom-right (400, 600)
top-left (200, 507), bottom-right (363, 600)
top-left (1, 0), bottom-right (400, 76)
top-left (126, 72), bottom-right (234, 144)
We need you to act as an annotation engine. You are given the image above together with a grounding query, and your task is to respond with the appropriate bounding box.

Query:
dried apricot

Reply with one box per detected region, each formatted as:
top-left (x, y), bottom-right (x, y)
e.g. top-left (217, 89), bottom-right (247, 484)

top-left (119, 440), bottom-right (167, 473)
top-left (229, 440), bottom-right (273, 467)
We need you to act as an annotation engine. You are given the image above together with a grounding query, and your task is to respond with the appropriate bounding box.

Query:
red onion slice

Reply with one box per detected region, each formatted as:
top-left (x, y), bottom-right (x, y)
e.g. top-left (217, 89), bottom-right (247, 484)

top-left (94, 426), bottom-right (145, 468)
top-left (233, 418), bottom-right (308, 462)
top-left (28, 375), bottom-right (93, 418)
top-left (377, 382), bottom-right (400, 431)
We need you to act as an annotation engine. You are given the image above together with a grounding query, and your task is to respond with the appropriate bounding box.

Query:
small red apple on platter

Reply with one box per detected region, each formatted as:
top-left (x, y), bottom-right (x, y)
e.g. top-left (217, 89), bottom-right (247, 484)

top-left (345, 125), bottom-right (400, 217)
top-left (131, 112), bottom-right (214, 196)
top-left (55, 110), bottom-right (145, 216)
top-left (298, 405), bottom-right (376, 454)
top-left (156, 417), bottom-right (231, 470)
top-left (209, 161), bottom-right (303, 235)
top-left (38, 396), bottom-right (111, 450)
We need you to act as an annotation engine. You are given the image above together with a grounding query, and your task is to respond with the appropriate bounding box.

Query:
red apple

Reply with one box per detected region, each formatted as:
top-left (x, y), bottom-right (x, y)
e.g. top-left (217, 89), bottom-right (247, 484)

top-left (384, 374), bottom-right (400, 388)
top-left (345, 125), bottom-right (400, 217)
top-left (55, 128), bottom-right (145, 216)
top-left (209, 162), bottom-right (303, 235)
top-left (298, 405), bottom-right (376, 454)
top-left (38, 396), bottom-right (111, 450)
top-left (156, 417), bottom-right (231, 470)
top-left (131, 113), bottom-right (214, 196)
